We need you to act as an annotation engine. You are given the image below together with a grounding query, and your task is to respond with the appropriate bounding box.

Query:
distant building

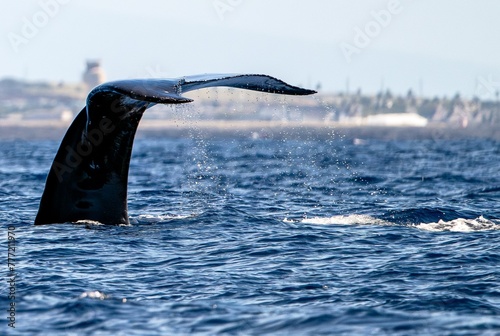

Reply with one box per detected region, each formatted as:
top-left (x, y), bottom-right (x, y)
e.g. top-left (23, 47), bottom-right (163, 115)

top-left (82, 60), bottom-right (106, 89)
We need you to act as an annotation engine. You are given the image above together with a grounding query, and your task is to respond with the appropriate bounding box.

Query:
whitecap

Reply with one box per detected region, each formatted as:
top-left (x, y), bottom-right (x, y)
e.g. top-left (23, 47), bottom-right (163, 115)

top-left (287, 214), bottom-right (500, 232)
top-left (289, 214), bottom-right (392, 226)
top-left (133, 213), bottom-right (195, 224)
top-left (415, 216), bottom-right (500, 232)
top-left (79, 290), bottom-right (108, 300)
top-left (353, 138), bottom-right (367, 145)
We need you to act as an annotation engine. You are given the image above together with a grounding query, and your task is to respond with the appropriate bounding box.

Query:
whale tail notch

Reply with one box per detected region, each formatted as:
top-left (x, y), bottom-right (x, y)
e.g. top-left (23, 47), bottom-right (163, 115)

top-left (34, 74), bottom-right (316, 225)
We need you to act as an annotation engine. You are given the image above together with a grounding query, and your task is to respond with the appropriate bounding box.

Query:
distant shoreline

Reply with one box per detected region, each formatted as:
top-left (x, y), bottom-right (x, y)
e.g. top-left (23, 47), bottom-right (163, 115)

top-left (0, 119), bottom-right (499, 141)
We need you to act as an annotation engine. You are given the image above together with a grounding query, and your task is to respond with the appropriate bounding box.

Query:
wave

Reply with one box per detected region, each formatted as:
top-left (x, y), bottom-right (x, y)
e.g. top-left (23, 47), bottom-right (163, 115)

top-left (287, 214), bottom-right (500, 232)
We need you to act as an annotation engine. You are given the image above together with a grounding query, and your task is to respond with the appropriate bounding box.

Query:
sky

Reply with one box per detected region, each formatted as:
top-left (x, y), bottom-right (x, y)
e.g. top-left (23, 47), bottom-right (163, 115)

top-left (1, 0), bottom-right (500, 99)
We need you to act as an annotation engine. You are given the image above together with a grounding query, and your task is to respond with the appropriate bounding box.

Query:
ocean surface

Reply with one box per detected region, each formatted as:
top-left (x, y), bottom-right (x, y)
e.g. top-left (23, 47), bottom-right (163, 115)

top-left (1, 131), bottom-right (499, 335)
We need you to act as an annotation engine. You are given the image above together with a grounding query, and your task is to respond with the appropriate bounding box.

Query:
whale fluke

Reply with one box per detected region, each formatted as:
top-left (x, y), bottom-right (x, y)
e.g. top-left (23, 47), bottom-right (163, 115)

top-left (34, 74), bottom-right (316, 225)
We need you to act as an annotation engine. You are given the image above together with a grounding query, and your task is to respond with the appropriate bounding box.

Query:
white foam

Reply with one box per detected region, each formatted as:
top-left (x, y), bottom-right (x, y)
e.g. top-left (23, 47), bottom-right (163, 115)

top-left (75, 219), bottom-right (132, 227)
top-left (79, 290), bottom-right (108, 300)
top-left (133, 213), bottom-right (195, 224)
top-left (286, 214), bottom-right (500, 233)
top-left (74, 219), bottom-right (104, 226)
top-left (415, 216), bottom-right (500, 232)
top-left (289, 214), bottom-right (391, 226)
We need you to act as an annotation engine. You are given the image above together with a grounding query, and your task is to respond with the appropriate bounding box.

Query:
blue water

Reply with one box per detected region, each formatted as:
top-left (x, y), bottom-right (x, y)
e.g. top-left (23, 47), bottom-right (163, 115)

top-left (1, 133), bottom-right (499, 335)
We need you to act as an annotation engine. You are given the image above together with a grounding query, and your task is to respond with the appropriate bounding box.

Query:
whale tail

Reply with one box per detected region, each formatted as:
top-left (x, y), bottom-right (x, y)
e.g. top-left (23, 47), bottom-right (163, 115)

top-left (34, 74), bottom-right (316, 225)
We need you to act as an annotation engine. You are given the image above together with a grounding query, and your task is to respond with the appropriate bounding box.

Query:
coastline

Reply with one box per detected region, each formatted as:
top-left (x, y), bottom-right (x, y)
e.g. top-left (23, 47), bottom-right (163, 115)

top-left (0, 119), bottom-right (499, 141)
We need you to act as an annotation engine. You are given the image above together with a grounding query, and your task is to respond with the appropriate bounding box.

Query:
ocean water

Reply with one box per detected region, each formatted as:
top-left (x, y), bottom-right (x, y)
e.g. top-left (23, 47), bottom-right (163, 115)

top-left (1, 132), bottom-right (499, 335)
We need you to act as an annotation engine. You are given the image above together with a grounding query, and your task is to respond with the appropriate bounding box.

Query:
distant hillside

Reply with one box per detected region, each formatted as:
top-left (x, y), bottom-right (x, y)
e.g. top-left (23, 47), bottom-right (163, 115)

top-left (0, 78), bottom-right (86, 120)
top-left (1, 78), bottom-right (499, 127)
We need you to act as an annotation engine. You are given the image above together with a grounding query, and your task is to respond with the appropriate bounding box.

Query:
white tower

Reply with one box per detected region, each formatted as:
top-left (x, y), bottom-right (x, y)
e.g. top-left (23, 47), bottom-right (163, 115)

top-left (82, 60), bottom-right (106, 89)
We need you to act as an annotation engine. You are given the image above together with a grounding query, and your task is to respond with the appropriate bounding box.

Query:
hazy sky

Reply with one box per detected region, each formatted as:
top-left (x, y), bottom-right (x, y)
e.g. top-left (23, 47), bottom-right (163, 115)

top-left (1, 0), bottom-right (500, 98)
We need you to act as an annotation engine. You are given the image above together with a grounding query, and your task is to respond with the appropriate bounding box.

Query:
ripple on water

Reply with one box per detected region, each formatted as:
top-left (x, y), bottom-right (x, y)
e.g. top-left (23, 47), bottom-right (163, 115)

top-left (2, 138), bottom-right (499, 335)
